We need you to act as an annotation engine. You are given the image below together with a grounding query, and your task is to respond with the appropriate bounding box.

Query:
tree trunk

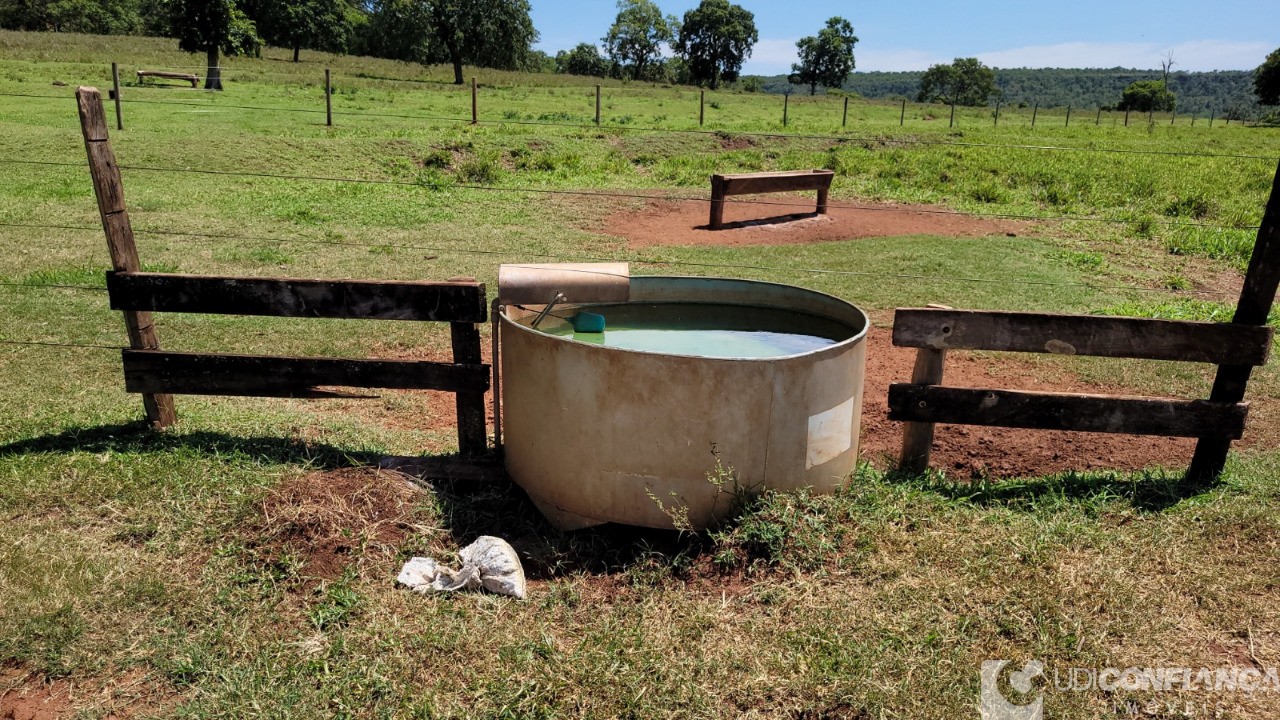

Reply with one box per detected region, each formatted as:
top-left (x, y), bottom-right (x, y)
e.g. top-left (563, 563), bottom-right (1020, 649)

top-left (452, 57), bottom-right (464, 85)
top-left (293, 45), bottom-right (300, 63)
top-left (205, 46), bottom-right (222, 90)
top-left (810, 83), bottom-right (817, 96)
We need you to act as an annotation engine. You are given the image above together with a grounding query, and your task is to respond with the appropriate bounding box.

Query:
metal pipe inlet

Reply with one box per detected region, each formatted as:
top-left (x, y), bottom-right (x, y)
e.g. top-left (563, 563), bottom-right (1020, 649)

top-left (499, 276), bottom-right (869, 531)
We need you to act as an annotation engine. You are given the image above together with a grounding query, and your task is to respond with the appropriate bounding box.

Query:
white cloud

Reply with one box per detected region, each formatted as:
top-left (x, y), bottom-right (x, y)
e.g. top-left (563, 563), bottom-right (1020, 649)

top-left (975, 39), bottom-right (1271, 71)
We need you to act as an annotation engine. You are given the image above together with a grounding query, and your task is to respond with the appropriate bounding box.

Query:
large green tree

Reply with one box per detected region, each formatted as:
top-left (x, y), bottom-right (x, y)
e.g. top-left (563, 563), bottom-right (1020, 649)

top-left (1117, 79), bottom-right (1175, 112)
top-left (1255, 47), bottom-right (1280, 106)
top-left (0, 0), bottom-right (141, 33)
top-left (673, 0), bottom-right (755, 90)
top-left (556, 42), bottom-right (609, 77)
top-left (253, 0), bottom-right (358, 62)
top-left (917, 57), bottom-right (996, 106)
top-left (602, 0), bottom-right (677, 81)
top-left (168, 0), bottom-right (262, 90)
top-left (788, 16), bottom-right (857, 96)
top-left (364, 0), bottom-right (536, 84)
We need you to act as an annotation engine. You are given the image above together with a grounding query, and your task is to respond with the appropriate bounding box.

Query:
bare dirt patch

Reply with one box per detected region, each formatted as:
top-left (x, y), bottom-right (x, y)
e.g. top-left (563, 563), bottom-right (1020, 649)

top-left (246, 467), bottom-right (428, 585)
top-left (856, 326), bottom-right (1195, 477)
top-left (1, 668), bottom-right (175, 720)
top-left (604, 196), bottom-right (1027, 249)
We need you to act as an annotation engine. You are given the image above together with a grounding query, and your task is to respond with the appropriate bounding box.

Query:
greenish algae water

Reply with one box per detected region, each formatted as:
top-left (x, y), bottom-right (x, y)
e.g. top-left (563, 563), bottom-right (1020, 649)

top-left (538, 302), bottom-right (852, 359)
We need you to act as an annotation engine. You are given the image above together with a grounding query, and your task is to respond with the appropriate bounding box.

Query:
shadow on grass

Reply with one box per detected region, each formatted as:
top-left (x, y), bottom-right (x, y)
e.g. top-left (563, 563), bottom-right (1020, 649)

top-left (412, 471), bottom-right (706, 580)
top-left (697, 212), bottom-right (822, 231)
top-left (0, 422), bottom-right (706, 580)
top-left (0, 421), bottom-right (384, 470)
top-left (884, 466), bottom-right (1216, 513)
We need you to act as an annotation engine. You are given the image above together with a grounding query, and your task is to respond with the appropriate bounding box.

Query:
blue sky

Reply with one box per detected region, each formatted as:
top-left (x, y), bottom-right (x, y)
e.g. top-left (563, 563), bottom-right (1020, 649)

top-left (530, 1), bottom-right (1279, 74)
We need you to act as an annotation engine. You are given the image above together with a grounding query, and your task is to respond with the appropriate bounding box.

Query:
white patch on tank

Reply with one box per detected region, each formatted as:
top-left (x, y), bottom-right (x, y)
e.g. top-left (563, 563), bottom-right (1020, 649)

top-left (806, 397), bottom-right (855, 469)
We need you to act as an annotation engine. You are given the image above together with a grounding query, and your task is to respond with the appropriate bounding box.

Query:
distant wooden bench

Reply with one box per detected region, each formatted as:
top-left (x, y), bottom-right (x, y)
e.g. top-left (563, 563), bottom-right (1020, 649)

top-left (709, 169), bottom-right (835, 229)
top-left (136, 71), bottom-right (199, 88)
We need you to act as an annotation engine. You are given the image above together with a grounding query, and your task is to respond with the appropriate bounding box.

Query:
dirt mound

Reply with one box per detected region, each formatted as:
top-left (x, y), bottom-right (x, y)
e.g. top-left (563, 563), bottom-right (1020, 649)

top-left (604, 197), bottom-right (1027, 248)
top-left (1, 678), bottom-right (69, 720)
top-left (856, 327), bottom-right (1194, 477)
top-left (248, 467), bottom-right (426, 584)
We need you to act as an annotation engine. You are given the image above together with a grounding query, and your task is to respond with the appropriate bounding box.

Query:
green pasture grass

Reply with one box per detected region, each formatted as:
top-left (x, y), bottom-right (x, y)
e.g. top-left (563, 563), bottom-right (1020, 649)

top-left (2, 31), bottom-right (1280, 718)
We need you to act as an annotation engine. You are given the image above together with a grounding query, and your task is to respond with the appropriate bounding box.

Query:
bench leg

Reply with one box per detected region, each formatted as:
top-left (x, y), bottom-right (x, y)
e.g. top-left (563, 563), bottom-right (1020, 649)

top-left (709, 176), bottom-right (726, 229)
top-left (816, 186), bottom-right (830, 215)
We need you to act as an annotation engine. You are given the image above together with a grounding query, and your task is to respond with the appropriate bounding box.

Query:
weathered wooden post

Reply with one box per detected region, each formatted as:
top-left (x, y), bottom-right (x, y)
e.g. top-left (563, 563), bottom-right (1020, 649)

top-left (783, 92), bottom-right (789, 127)
top-left (709, 175), bottom-right (726, 229)
top-left (1065, 106), bottom-right (1071, 127)
top-left (994, 101), bottom-right (1000, 126)
top-left (111, 62), bottom-right (123, 131)
top-left (1186, 162), bottom-right (1280, 482)
top-left (1171, 109), bottom-right (1177, 125)
top-left (699, 89), bottom-right (705, 126)
top-left (595, 84), bottom-right (601, 126)
top-left (899, 99), bottom-right (906, 126)
top-left (1096, 107), bottom-right (1102, 125)
top-left (1031, 103), bottom-right (1038, 127)
top-left (842, 96), bottom-right (849, 127)
top-left (1125, 109), bottom-right (1130, 126)
top-left (75, 86), bottom-right (176, 429)
top-left (470, 77), bottom-right (477, 125)
top-left (948, 101), bottom-right (955, 128)
top-left (898, 306), bottom-right (951, 474)
top-left (1210, 110), bottom-right (1215, 127)
top-left (324, 68), bottom-right (332, 126)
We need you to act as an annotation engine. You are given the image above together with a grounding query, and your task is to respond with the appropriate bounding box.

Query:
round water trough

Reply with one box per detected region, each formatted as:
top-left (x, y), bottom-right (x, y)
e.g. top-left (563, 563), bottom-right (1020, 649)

top-left (499, 276), bottom-right (869, 531)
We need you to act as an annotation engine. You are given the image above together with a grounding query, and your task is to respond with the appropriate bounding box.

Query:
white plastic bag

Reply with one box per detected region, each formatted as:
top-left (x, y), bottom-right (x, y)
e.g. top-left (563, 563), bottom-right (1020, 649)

top-left (397, 536), bottom-right (526, 599)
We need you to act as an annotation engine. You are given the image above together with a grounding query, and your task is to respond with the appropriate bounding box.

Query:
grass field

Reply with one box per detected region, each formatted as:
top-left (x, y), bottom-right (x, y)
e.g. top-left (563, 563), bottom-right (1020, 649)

top-left (2, 31), bottom-right (1280, 718)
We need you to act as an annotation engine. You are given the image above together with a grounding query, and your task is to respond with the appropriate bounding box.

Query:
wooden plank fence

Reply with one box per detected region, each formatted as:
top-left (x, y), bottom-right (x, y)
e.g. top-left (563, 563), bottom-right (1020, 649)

top-left (890, 160), bottom-right (1280, 479)
top-left (77, 85), bottom-right (491, 455)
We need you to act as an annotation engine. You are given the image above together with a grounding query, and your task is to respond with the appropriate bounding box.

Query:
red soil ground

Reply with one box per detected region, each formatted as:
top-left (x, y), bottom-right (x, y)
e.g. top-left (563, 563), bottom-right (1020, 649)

top-left (602, 196), bottom-right (1028, 248)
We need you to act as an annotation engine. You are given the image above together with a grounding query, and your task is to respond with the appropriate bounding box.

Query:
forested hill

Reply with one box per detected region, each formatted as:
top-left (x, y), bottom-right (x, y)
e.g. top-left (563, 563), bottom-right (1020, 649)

top-left (757, 68), bottom-right (1260, 116)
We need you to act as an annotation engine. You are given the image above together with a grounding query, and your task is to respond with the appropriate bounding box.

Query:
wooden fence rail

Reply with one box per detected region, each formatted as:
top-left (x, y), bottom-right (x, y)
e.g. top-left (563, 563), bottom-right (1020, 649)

top-left (78, 85), bottom-right (491, 455)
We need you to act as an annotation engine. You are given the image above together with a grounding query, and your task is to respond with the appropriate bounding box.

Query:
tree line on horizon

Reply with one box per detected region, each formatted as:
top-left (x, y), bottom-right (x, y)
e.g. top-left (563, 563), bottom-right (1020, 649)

top-left (1, 0), bottom-right (1277, 118)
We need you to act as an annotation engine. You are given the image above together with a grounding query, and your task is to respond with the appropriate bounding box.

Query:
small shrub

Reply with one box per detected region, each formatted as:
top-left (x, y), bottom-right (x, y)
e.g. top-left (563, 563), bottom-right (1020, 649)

top-left (420, 149), bottom-right (451, 169)
top-left (708, 100), bottom-right (721, 110)
top-left (1163, 274), bottom-right (1191, 290)
top-left (456, 151), bottom-right (502, 184)
top-left (415, 168), bottom-right (453, 191)
top-left (969, 181), bottom-right (1006, 204)
top-left (1163, 193), bottom-right (1213, 219)
top-left (1131, 216), bottom-right (1157, 238)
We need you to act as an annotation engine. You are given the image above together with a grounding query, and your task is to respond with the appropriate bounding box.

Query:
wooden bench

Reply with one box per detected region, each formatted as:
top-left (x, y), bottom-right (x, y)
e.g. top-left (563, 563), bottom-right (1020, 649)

top-left (709, 169), bottom-right (835, 229)
top-left (137, 70), bottom-right (199, 88)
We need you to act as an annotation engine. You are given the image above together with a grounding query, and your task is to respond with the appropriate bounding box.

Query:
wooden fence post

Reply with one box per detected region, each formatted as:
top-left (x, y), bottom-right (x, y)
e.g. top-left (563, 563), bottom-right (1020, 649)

top-left (1210, 110), bottom-right (1215, 127)
top-left (1096, 107), bottom-right (1102, 125)
top-left (1031, 103), bottom-right (1038, 127)
top-left (1125, 109), bottom-right (1130, 126)
top-left (900, 98), bottom-right (906, 126)
top-left (899, 344), bottom-right (947, 474)
top-left (948, 101), bottom-right (955, 128)
top-left (709, 175), bottom-right (726, 229)
top-left (842, 96), bottom-right (849, 127)
top-left (993, 101), bottom-right (1000, 126)
top-left (1186, 161), bottom-right (1280, 481)
top-left (75, 86), bottom-right (175, 429)
top-left (111, 62), bottom-right (123, 131)
top-left (595, 84), bottom-right (601, 126)
top-left (1171, 109), bottom-right (1177, 125)
top-left (470, 77), bottom-right (477, 125)
top-left (325, 68), bottom-right (332, 126)
top-left (1065, 106), bottom-right (1071, 127)
top-left (699, 89), bottom-right (705, 126)
top-left (783, 93), bottom-right (789, 127)
top-left (446, 276), bottom-right (487, 455)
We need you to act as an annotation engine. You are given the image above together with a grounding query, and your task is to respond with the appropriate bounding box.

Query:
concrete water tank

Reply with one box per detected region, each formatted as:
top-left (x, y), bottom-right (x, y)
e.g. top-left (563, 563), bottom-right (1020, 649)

top-left (498, 274), bottom-right (869, 531)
